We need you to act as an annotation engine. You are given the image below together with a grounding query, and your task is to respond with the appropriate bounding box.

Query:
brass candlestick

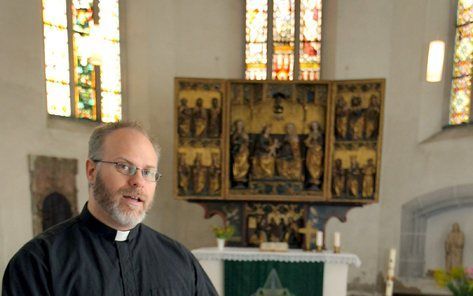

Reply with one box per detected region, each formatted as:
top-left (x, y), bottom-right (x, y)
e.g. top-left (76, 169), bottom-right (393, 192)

top-left (334, 246), bottom-right (341, 254)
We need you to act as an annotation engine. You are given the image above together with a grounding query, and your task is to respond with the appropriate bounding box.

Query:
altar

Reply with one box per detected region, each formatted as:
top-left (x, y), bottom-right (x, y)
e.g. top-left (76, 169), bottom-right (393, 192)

top-left (192, 247), bottom-right (361, 296)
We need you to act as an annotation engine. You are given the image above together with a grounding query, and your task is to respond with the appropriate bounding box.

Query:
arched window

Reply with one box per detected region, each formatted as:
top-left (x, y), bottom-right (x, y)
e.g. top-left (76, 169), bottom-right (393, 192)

top-left (245, 0), bottom-right (322, 81)
top-left (449, 0), bottom-right (473, 125)
top-left (42, 0), bottom-right (122, 123)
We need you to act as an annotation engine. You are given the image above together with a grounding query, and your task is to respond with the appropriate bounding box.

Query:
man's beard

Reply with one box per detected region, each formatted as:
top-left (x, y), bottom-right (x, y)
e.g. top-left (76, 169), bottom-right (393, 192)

top-left (92, 172), bottom-right (152, 229)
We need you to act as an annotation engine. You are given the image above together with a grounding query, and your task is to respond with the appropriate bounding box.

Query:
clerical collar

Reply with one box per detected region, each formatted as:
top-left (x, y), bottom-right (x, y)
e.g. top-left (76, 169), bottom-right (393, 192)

top-left (115, 230), bottom-right (130, 241)
top-left (79, 203), bottom-right (139, 242)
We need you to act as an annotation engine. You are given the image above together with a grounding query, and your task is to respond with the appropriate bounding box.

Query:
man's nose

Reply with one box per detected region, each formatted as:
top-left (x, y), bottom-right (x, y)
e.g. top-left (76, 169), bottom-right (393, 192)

top-left (128, 170), bottom-right (145, 187)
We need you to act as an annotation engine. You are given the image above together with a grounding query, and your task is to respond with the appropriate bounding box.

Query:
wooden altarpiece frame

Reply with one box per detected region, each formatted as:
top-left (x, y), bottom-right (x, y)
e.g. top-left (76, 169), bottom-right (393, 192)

top-left (173, 77), bottom-right (385, 247)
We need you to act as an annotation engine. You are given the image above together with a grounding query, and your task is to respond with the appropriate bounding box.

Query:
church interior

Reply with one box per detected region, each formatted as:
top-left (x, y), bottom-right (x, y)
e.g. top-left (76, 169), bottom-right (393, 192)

top-left (1, 0), bottom-right (472, 295)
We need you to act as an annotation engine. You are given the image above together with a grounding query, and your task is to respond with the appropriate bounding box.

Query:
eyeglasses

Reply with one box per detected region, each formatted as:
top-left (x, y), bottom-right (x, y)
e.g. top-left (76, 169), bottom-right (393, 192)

top-left (92, 160), bottom-right (162, 182)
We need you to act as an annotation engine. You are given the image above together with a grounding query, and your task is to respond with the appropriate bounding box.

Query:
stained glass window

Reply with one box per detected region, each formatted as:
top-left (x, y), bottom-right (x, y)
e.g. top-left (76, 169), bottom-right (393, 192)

top-left (246, 0), bottom-right (268, 80)
top-left (300, 0), bottom-right (322, 80)
top-left (42, 0), bottom-right (122, 122)
top-left (449, 0), bottom-right (473, 125)
top-left (245, 0), bottom-right (322, 81)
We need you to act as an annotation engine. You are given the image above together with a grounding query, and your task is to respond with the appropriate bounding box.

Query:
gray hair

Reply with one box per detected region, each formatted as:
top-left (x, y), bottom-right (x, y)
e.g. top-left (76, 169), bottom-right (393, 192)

top-left (88, 121), bottom-right (161, 162)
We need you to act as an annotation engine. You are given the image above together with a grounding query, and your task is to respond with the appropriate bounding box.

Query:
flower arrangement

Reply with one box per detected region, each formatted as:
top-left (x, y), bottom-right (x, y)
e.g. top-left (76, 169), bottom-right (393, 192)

top-left (434, 267), bottom-right (473, 296)
top-left (212, 225), bottom-right (234, 240)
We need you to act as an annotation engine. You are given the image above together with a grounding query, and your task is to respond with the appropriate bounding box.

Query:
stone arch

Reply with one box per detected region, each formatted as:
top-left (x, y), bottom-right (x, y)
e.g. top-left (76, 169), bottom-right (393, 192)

top-left (399, 184), bottom-right (473, 277)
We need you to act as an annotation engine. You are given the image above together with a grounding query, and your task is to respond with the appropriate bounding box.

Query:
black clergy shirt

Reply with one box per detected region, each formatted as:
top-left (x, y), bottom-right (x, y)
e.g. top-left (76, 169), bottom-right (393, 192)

top-left (2, 204), bottom-right (217, 296)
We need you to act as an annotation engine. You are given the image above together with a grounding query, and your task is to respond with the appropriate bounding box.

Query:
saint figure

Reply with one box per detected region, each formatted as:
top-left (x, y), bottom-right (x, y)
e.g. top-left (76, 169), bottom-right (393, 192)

top-left (348, 96), bottom-right (364, 140)
top-left (332, 159), bottom-right (346, 197)
top-left (231, 120), bottom-right (250, 183)
top-left (252, 125), bottom-right (279, 179)
top-left (208, 98), bottom-right (221, 138)
top-left (178, 98), bottom-right (192, 137)
top-left (304, 121), bottom-right (324, 188)
top-left (192, 153), bottom-right (207, 194)
top-left (208, 153), bottom-right (221, 195)
top-left (177, 153), bottom-right (191, 194)
top-left (364, 94), bottom-right (381, 139)
top-left (193, 98), bottom-right (208, 138)
top-left (335, 96), bottom-right (349, 139)
top-left (347, 157), bottom-right (361, 198)
top-left (362, 158), bottom-right (376, 198)
top-left (445, 223), bottom-right (465, 271)
top-left (277, 123), bottom-right (302, 180)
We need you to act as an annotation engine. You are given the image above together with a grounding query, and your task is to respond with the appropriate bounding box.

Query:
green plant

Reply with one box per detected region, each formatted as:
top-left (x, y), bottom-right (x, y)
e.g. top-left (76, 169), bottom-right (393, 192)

top-left (434, 267), bottom-right (473, 296)
top-left (212, 225), bottom-right (234, 240)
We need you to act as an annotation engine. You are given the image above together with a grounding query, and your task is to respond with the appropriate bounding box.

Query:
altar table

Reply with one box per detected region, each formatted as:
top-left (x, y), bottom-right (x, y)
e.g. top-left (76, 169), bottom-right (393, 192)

top-left (192, 247), bottom-right (361, 296)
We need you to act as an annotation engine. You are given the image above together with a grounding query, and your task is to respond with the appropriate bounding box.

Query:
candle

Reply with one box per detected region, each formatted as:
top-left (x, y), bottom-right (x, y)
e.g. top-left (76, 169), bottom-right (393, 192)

top-left (316, 231), bottom-right (323, 247)
top-left (385, 248), bottom-right (396, 296)
top-left (385, 281), bottom-right (393, 296)
top-left (334, 232), bottom-right (340, 247)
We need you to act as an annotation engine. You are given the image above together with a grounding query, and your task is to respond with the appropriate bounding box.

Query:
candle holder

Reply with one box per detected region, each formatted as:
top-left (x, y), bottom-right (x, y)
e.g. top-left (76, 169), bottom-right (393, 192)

top-left (316, 245), bottom-right (323, 252)
top-left (333, 246), bottom-right (341, 254)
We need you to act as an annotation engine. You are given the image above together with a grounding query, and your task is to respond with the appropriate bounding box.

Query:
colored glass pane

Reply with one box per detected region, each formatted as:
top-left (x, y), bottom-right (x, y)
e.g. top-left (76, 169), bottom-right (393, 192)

top-left (43, 0), bottom-right (70, 117)
top-left (449, 0), bottom-right (473, 124)
top-left (272, 0), bottom-right (295, 80)
top-left (43, 0), bottom-right (122, 122)
top-left (299, 0), bottom-right (322, 80)
top-left (99, 0), bottom-right (122, 122)
top-left (101, 92), bottom-right (122, 123)
top-left (46, 81), bottom-right (71, 116)
top-left (72, 0), bottom-right (97, 120)
top-left (42, 0), bottom-right (67, 26)
top-left (246, 0), bottom-right (268, 80)
top-left (99, 0), bottom-right (120, 41)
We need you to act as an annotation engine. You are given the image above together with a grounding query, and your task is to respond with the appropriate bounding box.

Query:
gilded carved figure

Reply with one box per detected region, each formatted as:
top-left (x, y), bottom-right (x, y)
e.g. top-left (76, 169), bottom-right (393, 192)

top-left (178, 98), bottom-right (192, 137)
top-left (193, 98), bottom-right (208, 138)
top-left (361, 159), bottom-right (375, 198)
top-left (177, 153), bottom-right (191, 194)
top-left (208, 153), bottom-right (221, 195)
top-left (348, 97), bottom-right (364, 140)
top-left (304, 121), bottom-right (324, 188)
top-left (445, 223), bottom-right (465, 271)
top-left (192, 153), bottom-right (207, 194)
top-left (364, 95), bottom-right (380, 139)
top-left (231, 120), bottom-right (250, 183)
top-left (347, 157), bottom-right (361, 198)
top-left (208, 98), bottom-right (221, 138)
top-left (332, 159), bottom-right (345, 197)
top-left (335, 96), bottom-right (349, 139)
top-left (277, 123), bottom-right (302, 180)
top-left (252, 125), bottom-right (279, 179)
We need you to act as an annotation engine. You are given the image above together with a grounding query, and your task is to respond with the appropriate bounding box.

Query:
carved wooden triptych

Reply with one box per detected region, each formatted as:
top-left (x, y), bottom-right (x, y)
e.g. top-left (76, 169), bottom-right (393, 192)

top-left (174, 78), bottom-right (384, 247)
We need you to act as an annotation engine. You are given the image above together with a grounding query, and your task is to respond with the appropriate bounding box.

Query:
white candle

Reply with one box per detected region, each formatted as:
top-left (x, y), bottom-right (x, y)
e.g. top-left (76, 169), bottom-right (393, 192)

top-left (316, 231), bottom-right (324, 247)
top-left (334, 232), bottom-right (340, 247)
top-left (385, 281), bottom-right (393, 296)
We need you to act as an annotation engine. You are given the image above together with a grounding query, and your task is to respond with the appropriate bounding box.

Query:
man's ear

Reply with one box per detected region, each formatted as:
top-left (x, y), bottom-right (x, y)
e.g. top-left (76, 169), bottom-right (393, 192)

top-left (86, 159), bottom-right (97, 183)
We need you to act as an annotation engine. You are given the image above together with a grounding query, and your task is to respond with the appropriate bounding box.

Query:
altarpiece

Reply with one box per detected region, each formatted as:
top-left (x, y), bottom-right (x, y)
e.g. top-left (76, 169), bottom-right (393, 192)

top-left (174, 78), bottom-right (385, 248)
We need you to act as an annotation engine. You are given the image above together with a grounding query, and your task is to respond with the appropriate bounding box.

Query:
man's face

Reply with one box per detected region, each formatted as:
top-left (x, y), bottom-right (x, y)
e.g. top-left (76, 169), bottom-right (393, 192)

top-left (88, 128), bottom-right (158, 229)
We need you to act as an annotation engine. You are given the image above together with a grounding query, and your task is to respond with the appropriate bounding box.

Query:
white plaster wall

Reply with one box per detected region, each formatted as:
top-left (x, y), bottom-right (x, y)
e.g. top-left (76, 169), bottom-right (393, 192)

top-left (425, 207), bottom-right (473, 273)
top-left (2, 0), bottom-right (473, 294)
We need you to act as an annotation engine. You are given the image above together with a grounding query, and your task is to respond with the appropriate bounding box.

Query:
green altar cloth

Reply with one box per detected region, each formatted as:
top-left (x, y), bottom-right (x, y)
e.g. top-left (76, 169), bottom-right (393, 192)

top-left (224, 260), bottom-right (324, 296)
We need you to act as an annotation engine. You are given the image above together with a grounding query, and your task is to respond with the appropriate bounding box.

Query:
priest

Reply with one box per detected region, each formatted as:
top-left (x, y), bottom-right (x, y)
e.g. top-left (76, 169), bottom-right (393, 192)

top-left (2, 122), bottom-right (217, 296)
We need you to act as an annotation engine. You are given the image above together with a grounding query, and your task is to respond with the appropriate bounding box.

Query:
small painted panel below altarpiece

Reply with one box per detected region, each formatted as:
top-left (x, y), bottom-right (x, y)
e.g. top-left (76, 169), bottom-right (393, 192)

top-left (175, 78), bottom-right (226, 199)
top-left (329, 80), bottom-right (384, 202)
top-left (245, 203), bottom-right (305, 248)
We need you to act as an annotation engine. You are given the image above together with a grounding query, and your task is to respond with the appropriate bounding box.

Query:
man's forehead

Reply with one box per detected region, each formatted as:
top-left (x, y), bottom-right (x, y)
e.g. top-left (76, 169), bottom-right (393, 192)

top-left (102, 128), bottom-right (158, 162)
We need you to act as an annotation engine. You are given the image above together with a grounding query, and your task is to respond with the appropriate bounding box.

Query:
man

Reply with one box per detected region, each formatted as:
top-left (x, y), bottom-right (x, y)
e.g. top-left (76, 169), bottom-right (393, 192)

top-left (2, 122), bottom-right (217, 296)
